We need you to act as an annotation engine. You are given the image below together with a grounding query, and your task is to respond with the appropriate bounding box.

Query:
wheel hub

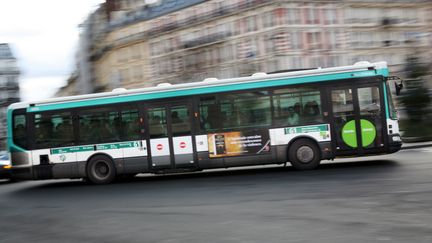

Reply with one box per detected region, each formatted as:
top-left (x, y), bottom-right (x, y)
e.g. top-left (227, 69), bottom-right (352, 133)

top-left (296, 146), bottom-right (314, 163)
top-left (95, 161), bottom-right (109, 179)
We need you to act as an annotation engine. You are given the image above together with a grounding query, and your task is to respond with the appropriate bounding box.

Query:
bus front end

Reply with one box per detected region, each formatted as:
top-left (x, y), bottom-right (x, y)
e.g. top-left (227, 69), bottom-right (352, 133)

top-left (385, 77), bottom-right (403, 154)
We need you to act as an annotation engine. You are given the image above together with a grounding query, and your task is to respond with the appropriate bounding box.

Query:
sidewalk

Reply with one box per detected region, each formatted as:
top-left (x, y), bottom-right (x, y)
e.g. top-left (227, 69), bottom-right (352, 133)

top-left (401, 140), bottom-right (432, 150)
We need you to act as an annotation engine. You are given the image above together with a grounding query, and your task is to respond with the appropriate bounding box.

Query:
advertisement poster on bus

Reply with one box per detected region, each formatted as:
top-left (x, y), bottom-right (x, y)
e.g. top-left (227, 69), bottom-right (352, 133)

top-left (208, 130), bottom-right (270, 158)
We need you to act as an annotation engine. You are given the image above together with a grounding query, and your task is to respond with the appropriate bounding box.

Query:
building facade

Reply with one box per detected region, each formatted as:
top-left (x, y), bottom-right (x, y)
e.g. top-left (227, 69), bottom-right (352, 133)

top-left (65, 0), bottom-right (432, 95)
top-left (0, 43), bottom-right (20, 150)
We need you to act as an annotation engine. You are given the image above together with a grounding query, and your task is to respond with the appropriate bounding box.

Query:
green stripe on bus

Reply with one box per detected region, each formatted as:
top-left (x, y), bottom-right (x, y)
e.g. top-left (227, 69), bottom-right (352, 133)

top-left (96, 141), bottom-right (140, 150)
top-left (27, 69), bottom-right (385, 113)
top-left (50, 141), bottom-right (141, 154)
top-left (51, 145), bottom-right (94, 154)
top-left (284, 124), bottom-right (329, 134)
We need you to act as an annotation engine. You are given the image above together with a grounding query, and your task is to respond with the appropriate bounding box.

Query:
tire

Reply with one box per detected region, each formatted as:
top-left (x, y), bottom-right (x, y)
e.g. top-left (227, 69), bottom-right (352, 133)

top-left (86, 155), bottom-right (116, 184)
top-left (288, 139), bottom-right (321, 170)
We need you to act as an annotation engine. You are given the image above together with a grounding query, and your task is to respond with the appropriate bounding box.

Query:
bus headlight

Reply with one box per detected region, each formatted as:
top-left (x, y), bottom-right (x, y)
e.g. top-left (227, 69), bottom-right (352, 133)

top-left (392, 136), bottom-right (401, 142)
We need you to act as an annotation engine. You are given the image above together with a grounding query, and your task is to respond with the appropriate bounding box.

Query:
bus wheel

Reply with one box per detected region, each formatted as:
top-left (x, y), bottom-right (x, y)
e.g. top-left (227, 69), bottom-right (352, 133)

top-left (87, 155), bottom-right (116, 184)
top-left (288, 139), bottom-right (321, 170)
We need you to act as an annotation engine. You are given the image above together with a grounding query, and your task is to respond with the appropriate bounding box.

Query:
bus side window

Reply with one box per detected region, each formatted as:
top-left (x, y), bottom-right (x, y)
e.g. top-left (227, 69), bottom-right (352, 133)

top-left (34, 112), bottom-right (75, 149)
top-left (78, 108), bottom-right (121, 144)
top-left (121, 109), bottom-right (141, 140)
top-left (273, 87), bottom-right (323, 126)
top-left (148, 108), bottom-right (167, 138)
top-left (199, 96), bottom-right (219, 133)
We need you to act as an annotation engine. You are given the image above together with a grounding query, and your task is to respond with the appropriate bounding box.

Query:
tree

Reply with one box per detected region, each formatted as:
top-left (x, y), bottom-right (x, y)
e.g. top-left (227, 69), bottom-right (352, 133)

top-left (399, 55), bottom-right (432, 139)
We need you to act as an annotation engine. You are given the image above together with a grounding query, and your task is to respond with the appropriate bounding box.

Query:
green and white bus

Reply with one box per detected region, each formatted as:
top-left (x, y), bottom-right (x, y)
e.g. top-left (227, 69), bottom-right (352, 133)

top-left (7, 61), bottom-right (402, 184)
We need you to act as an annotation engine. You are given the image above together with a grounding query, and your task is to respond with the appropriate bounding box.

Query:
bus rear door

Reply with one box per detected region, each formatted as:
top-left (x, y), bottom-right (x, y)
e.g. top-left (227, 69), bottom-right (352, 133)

top-left (145, 100), bottom-right (196, 171)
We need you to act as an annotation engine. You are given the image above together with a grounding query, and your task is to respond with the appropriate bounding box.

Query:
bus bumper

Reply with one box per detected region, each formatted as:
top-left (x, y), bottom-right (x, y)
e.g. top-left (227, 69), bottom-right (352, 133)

top-left (0, 166), bottom-right (11, 179)
top-left (12, 163), bottom-right (88, 180)
top-left (12, 164), bottom-right (64, 180)
top-left (388, 134), bottom-right (402, 153)
top-left (11, 166), bottom-right (34, 180)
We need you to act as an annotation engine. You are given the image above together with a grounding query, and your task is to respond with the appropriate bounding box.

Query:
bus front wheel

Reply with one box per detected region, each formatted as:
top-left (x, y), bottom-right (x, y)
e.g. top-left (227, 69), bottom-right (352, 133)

top-left (86, 155), bottom-right (116, 184)
top-left (288, 139), bottom-right (321, 170)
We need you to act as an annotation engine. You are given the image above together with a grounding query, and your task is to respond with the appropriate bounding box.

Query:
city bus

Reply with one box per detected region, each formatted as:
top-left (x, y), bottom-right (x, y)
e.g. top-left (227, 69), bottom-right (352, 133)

top-left (7, 61), bottom-right (402, 184)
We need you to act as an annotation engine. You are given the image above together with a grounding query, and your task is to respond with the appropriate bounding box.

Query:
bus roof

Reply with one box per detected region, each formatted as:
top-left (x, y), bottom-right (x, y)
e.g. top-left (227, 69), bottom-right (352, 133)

top-left (10, 61), bottom-right (388, 113)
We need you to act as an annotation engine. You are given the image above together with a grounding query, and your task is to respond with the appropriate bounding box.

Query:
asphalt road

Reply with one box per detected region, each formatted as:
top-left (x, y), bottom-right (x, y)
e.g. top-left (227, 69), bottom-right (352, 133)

top-left (1, 148), bottom-right (432, 243)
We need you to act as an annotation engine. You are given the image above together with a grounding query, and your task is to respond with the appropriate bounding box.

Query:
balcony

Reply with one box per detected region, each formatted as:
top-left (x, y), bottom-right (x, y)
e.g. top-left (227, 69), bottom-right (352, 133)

top-left (183, 31), bottom-right (231, 49)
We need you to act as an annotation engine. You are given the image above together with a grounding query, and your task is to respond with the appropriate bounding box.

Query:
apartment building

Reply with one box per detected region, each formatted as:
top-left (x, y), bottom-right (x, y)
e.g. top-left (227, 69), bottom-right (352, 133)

top-left (65, 0), bottom-right (431, 95)
top-left (0, 44), bottom-right (20, 150)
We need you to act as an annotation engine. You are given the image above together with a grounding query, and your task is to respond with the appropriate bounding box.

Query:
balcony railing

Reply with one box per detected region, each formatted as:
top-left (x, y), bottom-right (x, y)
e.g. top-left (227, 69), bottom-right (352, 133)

top-left (183, 31), bottom-right (231, 49)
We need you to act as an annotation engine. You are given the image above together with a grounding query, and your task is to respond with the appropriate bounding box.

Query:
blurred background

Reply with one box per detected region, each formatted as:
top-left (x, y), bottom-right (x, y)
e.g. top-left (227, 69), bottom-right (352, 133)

top-left (1, 0), bottom-right (431, 150)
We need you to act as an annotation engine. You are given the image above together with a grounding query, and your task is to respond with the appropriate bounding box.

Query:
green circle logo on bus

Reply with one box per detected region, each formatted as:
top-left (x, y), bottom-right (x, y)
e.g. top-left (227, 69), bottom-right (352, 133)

top-left (341, 119), bottom-right (377, 148)
top-left (342, 120), bottom-right (357, 148)
top-left (360, 119), bottom-right (376, 147)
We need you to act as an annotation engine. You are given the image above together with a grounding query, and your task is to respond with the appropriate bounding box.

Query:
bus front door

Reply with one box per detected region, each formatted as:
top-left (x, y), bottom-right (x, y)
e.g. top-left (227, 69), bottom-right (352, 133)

top-left (146, 102), bottom-right (196, 170)
top-left (329, 85), bottom-right (385, 156)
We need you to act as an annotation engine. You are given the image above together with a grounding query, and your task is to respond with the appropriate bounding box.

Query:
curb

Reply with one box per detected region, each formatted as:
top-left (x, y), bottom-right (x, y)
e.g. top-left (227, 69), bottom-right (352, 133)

top-left (401, 143), bottom-right (432, 150)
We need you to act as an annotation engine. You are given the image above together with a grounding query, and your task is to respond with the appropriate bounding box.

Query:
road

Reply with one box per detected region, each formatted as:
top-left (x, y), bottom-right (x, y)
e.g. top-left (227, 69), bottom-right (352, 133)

top-left (1, 148), bottom-right (432, 243)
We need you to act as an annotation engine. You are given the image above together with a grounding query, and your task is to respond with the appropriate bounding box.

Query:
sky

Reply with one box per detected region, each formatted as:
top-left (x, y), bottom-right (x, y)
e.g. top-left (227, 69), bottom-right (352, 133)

top-left (0, 0), bottom-right (105, 102)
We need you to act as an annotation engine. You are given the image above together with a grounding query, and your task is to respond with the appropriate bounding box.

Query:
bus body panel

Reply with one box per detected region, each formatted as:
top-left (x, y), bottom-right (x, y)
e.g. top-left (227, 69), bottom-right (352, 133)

top-left (6, 61), bottom-right (402, 182)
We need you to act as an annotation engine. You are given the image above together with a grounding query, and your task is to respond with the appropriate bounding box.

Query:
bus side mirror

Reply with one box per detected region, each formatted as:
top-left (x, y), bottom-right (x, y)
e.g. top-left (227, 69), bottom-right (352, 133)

top-left (394, 80), bottom-right (403, 96)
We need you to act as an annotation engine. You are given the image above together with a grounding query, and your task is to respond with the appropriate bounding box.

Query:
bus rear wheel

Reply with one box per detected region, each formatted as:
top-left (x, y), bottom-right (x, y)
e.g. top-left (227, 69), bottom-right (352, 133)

top-left (288, 139), bottom-right (321, 170)
top-left (87, 155), bottom-right (116, 184)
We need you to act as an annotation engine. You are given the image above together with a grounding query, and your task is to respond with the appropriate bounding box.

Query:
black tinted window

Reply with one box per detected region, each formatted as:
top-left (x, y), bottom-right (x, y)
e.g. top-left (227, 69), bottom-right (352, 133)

top-left (34, 112), bottom-right (74, 148)
top-left (79, 108), bottom-right (120, 144)
top-left (121, 109), bottom-right (141, 140)
top-left (12, 113), bottom-right (27, 149)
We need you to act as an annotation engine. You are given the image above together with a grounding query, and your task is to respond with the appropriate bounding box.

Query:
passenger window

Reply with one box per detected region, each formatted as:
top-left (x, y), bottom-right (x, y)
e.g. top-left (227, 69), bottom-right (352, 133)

top-left (220, 91), bottom-right (271, 130)
top-left (34, 112), bottom-right (74, 148)
top-left (273, 87), bottom-right (323, 126)
top-left (121, 109), bottom-right (141, 140)
top-left (148, 108), bottom-right (167, 138)
top-left (171, 106), bottom-right (190, 136)
top-left (78, 108), bottom-right (120, 144)
top-left (199, 96), bottom-right (219, 132)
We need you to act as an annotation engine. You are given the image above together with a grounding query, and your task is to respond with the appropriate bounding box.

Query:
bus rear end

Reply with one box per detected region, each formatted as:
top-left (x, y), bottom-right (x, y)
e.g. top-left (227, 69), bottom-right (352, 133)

top-left (7, 104), bottom-right (33, 180)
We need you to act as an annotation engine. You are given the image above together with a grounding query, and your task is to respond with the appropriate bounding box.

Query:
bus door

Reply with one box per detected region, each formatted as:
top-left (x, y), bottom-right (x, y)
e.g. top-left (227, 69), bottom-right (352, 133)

top-left (328, 84), bottom-right (385, 155)
top-left (145, 100), bottom-right (196, 170)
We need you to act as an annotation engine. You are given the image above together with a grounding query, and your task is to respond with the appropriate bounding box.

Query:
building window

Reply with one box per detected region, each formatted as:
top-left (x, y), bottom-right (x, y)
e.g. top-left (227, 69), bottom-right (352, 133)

top-left (286, 8), bottom-right (301, 25)
top-left (245, 15), bottom-right (258, 32)
top-left (274, 8), bottom-right (286, 25)
top-left (132, 65), bottom-right (143, 81)
top-left (262, 11), bottom-right (274, 28)
top-left (324, 9), bottom-right (338, 25)
top-left (119, 68), bottom-right (129, 84)
top-left (272, 32), bottom-right (289, 52)
top-left (305, 8), bottom-right (320, 25)
top-left (131, 45), bottom-right (141, 59)
top-left (306, 32), bottom-right (322, 50)
top-left (290, 31), bottom-right (303, 50)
